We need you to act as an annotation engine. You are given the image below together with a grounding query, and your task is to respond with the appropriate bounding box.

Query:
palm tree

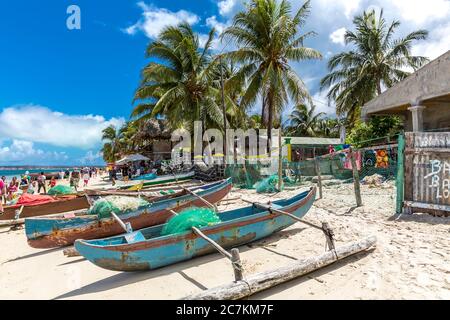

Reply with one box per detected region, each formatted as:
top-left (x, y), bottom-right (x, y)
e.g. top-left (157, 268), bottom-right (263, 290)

top-left (132, 23), bottom-right (236, 131)
top-left (101, 125), bottom-right (122, 163)
top-left (222, 0), bottom-right (321, 152)
top-left (315, 118), bottom-right (340, 138)
top-left (286, 103), bottom-right (324, 136)
top-left (320, 9), bottom-right (429, 122)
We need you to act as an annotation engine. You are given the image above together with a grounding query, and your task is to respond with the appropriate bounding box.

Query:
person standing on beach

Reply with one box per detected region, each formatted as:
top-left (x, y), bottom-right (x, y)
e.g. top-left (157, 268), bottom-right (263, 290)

top-left (59, 170), bottom-right (65, 181)
top-left (70, 170), bottom-right (80, 191)
top-left (50, 176), bottom-right (57, 188)
top-left (37, 172), bottom-right (47, 194)
top-left (7, 177), bottom-right (19, 200)
top-left (83, 171), bottom-right (89, 187)
top-left (0, 176), bottom-right (5, 213)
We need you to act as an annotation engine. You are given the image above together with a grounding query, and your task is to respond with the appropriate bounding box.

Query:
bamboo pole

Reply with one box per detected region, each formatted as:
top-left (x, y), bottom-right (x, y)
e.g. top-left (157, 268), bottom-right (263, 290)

top-left (182, 236), bottom-right (377, 300)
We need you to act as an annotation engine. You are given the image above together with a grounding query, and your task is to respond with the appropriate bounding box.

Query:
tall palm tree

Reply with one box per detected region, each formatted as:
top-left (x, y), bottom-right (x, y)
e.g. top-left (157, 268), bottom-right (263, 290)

top-left (132, 23), bottom-right (236, 131)
top-left (101, 125), bottom-right (122, 163)
top-left (320, 9), bottom-right (429, 121)
top-left (287, 103), bottom-right (324, 136)
top-left (222, 0), bottom-right (321, 152)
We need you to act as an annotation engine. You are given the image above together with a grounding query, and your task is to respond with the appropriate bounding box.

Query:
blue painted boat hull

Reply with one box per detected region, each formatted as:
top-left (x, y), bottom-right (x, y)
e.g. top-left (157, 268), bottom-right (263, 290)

top-left (75, 187), bottom-right (316, 271)
top-left (25, 178), bottom-right (232, 248)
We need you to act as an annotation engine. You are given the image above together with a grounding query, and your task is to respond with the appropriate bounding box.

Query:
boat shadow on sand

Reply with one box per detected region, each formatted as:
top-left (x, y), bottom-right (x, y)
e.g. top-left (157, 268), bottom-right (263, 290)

top-left (2, 247), bottom-right (66, 265)
top-left (52, 227), bottom-right (308, 300)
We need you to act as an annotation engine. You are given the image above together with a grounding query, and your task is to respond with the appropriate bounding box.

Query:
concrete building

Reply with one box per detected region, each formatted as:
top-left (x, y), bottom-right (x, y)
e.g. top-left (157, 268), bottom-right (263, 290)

top-left (361, 50), bottom-right (450, 132)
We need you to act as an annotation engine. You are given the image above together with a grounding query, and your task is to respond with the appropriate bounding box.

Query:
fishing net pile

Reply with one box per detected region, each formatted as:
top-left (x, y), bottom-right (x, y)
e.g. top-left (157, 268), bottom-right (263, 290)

top-left (48, 185), bottom-right (76, 195)
top-left (162, 207), bottom-right (221, 236)
top-left (88, 196), bottom-right (150, 219)
top-left (253, 175), bottom-right (284, 193)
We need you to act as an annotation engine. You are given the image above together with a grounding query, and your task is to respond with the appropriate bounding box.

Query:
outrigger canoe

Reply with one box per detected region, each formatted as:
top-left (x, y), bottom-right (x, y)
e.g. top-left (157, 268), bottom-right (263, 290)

top-left (74, 187), bottom-right (316, 272)
top-left (0, 194), bottom-right (90, 221)
top-left (119, 171), bottom-right (195, 190)
top-left (25, 178), bottom-right (232, 249)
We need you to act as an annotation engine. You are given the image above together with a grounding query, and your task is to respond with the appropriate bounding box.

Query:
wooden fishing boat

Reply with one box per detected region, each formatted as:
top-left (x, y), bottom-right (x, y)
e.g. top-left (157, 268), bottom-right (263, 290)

top-left (74, 187), bottom-right (316, 272)
top-left (0, 194), bottom-right (90, 221)
top-left (25, 178), bottom-right (232, 249)
top-left (119, 171), bottom-right (195, 190)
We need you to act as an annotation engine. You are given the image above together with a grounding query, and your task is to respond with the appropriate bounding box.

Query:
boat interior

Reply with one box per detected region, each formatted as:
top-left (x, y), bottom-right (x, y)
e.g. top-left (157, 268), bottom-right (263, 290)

top-left (83, 188), bottom-right (312, 247)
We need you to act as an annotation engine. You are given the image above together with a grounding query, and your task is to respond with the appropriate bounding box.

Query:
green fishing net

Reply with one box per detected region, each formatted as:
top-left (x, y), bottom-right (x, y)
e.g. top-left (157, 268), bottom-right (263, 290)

top-left (253, 174), bottom-right (284, 193)
top-left (162, 207), bottom-right (221, 236)
top-left (47, 185), bottom-right (76, 195)
top-left (160, 189), bottom-right (175, 195)
top-left (88, 196), bottom-right (150, 219)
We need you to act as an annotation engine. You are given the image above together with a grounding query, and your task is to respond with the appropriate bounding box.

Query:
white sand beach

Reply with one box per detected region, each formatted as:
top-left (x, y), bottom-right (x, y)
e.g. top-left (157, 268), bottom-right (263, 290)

top-left (1, 177), bottom-right (449, 300)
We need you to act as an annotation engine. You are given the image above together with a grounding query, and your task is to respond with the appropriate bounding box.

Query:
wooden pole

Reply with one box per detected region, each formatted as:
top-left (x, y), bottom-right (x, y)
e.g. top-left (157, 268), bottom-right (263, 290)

top-left (182, 187), bottom-right (217, 212)
top-left (182, 236), bottom-right (377, 300)
top-left (396, 133), bottom-right (405, 214)
top-left (314, 158), bottom-right (323, 199)
top-left (231, 248), bottom-right (244, 281)
top-left (278, 128), bottom-right (283, 192)
top-left (110, 212), bottom-right (133, 233)
top-left (349, 148), bottom-right (362, 207)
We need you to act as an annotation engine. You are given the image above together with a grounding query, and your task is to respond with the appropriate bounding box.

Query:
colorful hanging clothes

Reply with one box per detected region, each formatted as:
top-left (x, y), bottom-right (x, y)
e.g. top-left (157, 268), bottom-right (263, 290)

top-left (343, 151), bottom-right (362, 170)
top-left (375, 150), bottom-right (389, 168)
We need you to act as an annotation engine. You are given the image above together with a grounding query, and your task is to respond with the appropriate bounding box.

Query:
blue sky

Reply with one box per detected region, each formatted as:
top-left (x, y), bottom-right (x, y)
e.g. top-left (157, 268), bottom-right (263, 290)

top-left (1, 0), bottom-right (449, 165)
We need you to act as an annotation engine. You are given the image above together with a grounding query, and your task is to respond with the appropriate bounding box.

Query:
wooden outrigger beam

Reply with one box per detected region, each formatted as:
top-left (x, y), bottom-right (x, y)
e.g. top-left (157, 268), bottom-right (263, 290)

top-left (169, 209), bottom-right (243, 281)
top-left (241, 198), bottom-right (336, 253)
top-left (182, 236), bottom-right (377, 300)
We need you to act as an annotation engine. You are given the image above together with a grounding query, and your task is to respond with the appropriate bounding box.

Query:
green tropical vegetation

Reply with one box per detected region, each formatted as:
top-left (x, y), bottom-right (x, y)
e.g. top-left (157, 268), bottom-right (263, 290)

top-left (100, 1), bottom-right (430, 162)
top-left (320, 9), bottom-right (429, 127)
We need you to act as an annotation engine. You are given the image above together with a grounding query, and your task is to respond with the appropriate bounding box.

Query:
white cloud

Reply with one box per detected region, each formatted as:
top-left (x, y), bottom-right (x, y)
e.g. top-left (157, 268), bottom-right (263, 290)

top-left (206, 15), bottom-right (228, 35)
top-left (0, 140), bottom-right (68, 163)
top-left (329, 27), bottom-right (347, 45)
top-left (218, 0), bottom-right (238, 16)
top-left (0, 105), bottom-right (124, 149)
top-left (123, 2), bottom-right (199, 39)
top-left (412, 22), bottom-right (450, 60)
top-left (316, 0), bottom-right (361, 19)
top-left (383, 0), bottom-right (450, 26)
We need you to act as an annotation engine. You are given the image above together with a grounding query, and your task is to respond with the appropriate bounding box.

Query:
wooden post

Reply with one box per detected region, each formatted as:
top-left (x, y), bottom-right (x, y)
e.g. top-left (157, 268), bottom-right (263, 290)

top-left (314, 158), bottom-right (323, 199)
top-left (183, 236), bottom-right (377, 300)
top-left (396, 133), bottom-right (405, 214)
top-left (278, 128), bottom-right (283, 192)
top-left (349, 148), bottom-right (362, 207)
top-left (231, 248), bottom-right (244, 282)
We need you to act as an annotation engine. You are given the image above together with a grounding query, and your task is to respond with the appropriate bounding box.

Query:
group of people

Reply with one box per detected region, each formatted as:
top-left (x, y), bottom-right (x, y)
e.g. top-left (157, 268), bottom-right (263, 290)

top-left (107, 162), bottom-right (154, 186)
top-left (0, 167), bottom-right (102, 212)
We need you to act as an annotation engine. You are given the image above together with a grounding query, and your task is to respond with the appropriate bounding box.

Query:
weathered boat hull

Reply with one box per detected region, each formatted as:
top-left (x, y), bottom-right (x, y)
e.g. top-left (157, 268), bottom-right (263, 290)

top-left (120, 171), bottom-right (195, 190)
top-left (25, 179), bottom-right (232, 249)
top-left (75, 187), bottom-right (316, 272)
top-left (0, 196), bottom-right (90, 221)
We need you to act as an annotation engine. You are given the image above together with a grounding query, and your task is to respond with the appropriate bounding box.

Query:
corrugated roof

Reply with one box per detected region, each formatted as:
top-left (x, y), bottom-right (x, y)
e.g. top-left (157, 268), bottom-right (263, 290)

top-left (285, 137), bottom-right (341, 145)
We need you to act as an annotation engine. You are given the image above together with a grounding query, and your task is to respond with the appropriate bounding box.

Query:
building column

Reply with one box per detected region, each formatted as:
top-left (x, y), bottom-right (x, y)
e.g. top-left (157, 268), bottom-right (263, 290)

top-left (407, 105), bottom-right (426, 132)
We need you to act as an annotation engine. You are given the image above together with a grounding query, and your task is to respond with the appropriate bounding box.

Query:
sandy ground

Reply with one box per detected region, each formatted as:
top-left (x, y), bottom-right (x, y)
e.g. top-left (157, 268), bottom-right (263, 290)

top-left (0, 176), bottom-right (449, 300)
